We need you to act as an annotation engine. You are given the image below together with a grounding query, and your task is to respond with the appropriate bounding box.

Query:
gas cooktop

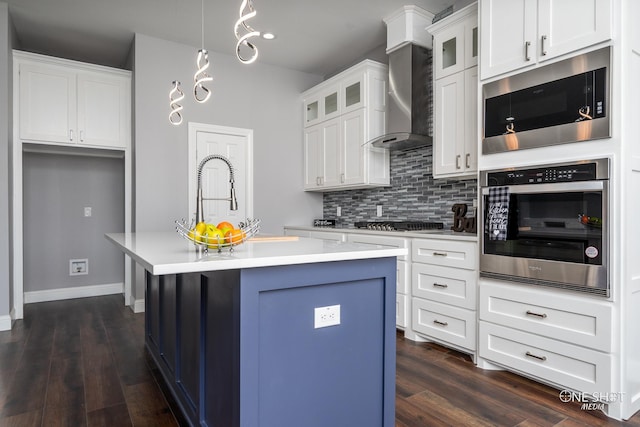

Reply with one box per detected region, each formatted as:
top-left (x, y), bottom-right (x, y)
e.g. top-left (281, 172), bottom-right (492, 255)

top-left (354, 221), bottom-right (444, 232)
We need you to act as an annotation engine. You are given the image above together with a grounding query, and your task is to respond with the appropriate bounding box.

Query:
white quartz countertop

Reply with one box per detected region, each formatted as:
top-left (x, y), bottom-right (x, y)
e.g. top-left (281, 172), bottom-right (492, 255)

top-left (284, 225), bottom-right (478, 242)
top-left (106, 232), bottom-right (407, 276)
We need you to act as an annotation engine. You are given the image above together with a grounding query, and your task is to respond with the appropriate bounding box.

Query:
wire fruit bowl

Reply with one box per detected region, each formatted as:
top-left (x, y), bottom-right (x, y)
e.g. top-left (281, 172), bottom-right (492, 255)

top-left (175, 218), bottom-right (261, 253)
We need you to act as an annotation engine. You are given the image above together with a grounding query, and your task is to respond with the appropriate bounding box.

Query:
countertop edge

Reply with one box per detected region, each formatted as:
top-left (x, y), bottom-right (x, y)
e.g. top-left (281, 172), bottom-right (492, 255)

top-left (284, 225), bottom-right (479, 241)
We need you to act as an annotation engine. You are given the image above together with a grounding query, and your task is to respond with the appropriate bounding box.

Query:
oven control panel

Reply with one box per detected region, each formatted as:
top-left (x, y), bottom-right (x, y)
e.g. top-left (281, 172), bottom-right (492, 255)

top-left (487, 163), bottom-right (598, 186)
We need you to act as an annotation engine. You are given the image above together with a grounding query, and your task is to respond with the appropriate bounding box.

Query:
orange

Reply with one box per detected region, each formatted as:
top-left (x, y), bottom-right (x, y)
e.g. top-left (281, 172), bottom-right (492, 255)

top-left (224, 228), bottom-right (245, 244)
top-left (217, 221), bottom-right (234, 230)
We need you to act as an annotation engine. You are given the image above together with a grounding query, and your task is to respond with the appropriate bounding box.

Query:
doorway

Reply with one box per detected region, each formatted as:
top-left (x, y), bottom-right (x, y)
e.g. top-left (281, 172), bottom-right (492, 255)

top-left (188, 123), bottom-right (254, 225)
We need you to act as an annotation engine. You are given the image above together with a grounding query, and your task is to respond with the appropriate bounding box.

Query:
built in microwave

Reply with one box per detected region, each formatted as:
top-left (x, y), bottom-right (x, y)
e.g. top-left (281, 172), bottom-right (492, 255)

top-left (483, 47), bottom-right (611, 154)
top-left (479, 159), bottom-right (609, 297)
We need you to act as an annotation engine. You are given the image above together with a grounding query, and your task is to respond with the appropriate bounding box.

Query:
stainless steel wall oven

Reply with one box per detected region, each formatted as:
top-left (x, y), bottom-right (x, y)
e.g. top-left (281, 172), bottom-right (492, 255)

top-left (480, 159), bottom-right (609, 296)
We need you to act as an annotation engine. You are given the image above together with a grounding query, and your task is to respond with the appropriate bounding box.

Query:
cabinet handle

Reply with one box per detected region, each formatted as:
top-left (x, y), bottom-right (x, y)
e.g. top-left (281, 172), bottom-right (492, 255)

top-left (340, 173), bottom-right (345, 183)
top-left (69, 129), bottom-right (74, 141)
top-left (80, 130), bottom-right (84, 142)
top-left (525, 310), bottom-right (548, 319)
top-left (433, 283), bottom-right (449, 288)
top-left (465, 153), bottom-right (470, 169)
top-left (433, 252), bottom-right (448, 257)
top-left (541, 35), bottom-right (547, 56)
top-left (316, 177), bottom-right (321, 186)
top-left (456, 155), bottom-right (461, 169)
top-left (525, 41), bottom-right (531, 61)
top-left (433, 320), bottom-right (448, 327)
top-left (525, 351), bottom-right (547, 362)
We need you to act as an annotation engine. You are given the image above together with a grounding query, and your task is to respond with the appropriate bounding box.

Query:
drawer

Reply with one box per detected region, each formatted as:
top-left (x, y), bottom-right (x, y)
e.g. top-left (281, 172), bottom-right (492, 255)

top-left (479, 281), bottom-right (612, 352)
top-left (479, 322), bottom-right (612, 394)
top-left (397, 260), bottom-right (409, 294)
top-left (412, 298), bottom-right (476, 350)
top-left (412, 239), bottom-right (477, 270)
top-left (396, 293), bottom-right (408, 329)
top-left (413, 264), bottom-right (476, 309)
top-left (347, 234), bottom-right (410, 260)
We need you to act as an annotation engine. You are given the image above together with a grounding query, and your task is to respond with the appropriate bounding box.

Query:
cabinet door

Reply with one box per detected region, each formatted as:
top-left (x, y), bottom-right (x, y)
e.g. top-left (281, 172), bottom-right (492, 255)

top-left (433, 24), bottom-right (465, 80)
top-left (321, 86), bottom-right (341, 122)
top-left (303, 125), bottom-right (322, 189)
top-left (303, 93), bottom-right (321, 127)
top-left (433, 72), bottom-right (464, 177)
top-left (537, 0), bottom-right (611, 62)
top-left (463, 67), bottom-right (478, 175)
top-left (77, 71), bottom-right (129, 148)
top-left (480, 0), bottom-right (537, 80)
top-left (19, 63), bottom-right (76, 144)
top-left (465, 16), bottom-right (479, 69)
top-left (341, 72), bottom-right (365, 114)
top-left (340, 109), bottom-right (366, 186)
top-left (320, 118), bottom-right (341, 188)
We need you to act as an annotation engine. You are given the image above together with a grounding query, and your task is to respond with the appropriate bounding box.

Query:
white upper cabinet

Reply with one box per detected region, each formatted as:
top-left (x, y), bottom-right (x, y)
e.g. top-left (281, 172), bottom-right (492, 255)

top-left (302, 60), bottom-right (390, 191)
top-left (432, 6), bottom-right (478, 80)
top-left (480, 0), bottom-right (612, 80)
top-left (16, 51), bottom-right (131, 149)
top-left (428, 3), bottom-right (478, 179)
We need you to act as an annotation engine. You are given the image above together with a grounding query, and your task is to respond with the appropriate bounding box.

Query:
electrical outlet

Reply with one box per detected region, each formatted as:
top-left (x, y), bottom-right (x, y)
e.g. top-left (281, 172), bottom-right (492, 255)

top-left (70, 259), bottom-right (88, 276)
top-left (337, 206), bottom-right (341, 217)
top-left (314, 304), bottom-right (340, 329)
top-left (376, 205), bottom-right (383, 217)
top-left (84, 207), bottom-right (92, 217)
top-left (472, 199), bottom-right (477, 208)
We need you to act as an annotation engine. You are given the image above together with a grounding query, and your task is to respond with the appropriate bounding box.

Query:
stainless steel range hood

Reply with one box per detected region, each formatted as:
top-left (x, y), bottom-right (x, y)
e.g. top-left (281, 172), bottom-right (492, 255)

top-left (370, 43), bottom-right (432, 150)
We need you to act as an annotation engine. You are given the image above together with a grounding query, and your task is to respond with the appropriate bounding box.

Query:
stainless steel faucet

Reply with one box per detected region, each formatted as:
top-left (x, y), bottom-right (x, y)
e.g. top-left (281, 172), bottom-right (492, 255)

top-left (195, 154), bottom-right (238, 224)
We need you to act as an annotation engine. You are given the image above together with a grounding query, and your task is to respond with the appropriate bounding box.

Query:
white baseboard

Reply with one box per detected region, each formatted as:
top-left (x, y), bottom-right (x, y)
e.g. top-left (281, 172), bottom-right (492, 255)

top-left (132, 298), bottom-right (145, 313)
top-left (0, 314), bottom-right (12, 331)
top-left (24, 282), bottom-right (124, 304)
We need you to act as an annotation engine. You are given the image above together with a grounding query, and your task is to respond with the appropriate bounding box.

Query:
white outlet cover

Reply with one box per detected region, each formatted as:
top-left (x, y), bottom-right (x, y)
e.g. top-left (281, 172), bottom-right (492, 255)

top-left (314, 304), bottom-right (340, 329)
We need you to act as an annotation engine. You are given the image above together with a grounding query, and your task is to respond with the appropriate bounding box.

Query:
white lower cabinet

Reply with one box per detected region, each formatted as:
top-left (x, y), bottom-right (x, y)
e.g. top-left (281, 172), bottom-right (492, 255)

top-left (479, 322), bottom-right (612, 393)
top-left (478, 280), bottom-right (613, 396)
top-left (413, 298), bottom-right (476, 350)
top-left (410, 238), bottom-right (478, 354)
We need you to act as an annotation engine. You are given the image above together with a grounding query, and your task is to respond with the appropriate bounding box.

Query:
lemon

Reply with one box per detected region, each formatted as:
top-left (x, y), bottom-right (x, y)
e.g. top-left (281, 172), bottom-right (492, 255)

top-left (189, 221), bottom-right (207, 242)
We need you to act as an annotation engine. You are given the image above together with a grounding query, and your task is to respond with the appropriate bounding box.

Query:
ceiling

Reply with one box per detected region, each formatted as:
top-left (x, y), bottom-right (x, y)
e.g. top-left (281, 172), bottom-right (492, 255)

top-left (4, 0), bottom-right (453, 77)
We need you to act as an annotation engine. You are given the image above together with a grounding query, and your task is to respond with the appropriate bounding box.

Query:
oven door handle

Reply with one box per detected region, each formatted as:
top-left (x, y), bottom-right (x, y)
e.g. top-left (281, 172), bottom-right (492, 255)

top-left (481, 180), bottom-right (604, 195)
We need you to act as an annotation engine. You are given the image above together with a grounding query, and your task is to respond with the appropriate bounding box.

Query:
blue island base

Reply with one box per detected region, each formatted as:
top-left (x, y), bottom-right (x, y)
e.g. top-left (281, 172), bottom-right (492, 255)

top-left (145, 257), bottom-right (397, 427)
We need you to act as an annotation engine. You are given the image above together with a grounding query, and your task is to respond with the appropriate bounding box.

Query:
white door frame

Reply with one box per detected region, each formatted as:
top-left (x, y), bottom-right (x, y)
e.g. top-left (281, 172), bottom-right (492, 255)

top-left (188, 122), bottom-right (254, 222)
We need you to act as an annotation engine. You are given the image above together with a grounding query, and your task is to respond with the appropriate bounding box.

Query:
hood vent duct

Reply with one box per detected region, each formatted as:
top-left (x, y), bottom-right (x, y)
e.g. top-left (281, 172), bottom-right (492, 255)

top-left (370, 43), bottom-right (433, 150)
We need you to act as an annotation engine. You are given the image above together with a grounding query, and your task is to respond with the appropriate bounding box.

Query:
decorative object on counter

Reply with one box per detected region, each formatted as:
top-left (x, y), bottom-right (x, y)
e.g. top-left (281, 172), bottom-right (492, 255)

top-left (175, 217), bottom-right (261, 252)
top-left (313, 219), bottom-right (336, 227)
top-left (234, 0), bottom-right (261, 64)
top-left (451, 203), bottom-right (477, 233)
top-left (168, 80), bottom-right (184, 125)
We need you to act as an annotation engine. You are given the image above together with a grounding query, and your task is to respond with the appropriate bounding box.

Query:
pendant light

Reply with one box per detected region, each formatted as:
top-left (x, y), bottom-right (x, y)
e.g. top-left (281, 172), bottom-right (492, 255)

top-left (234, 0), bottom-right (261, 64)
top-left (194, 0), bottom-right (213, 102)
top-left (169, 81), bottom-right (185, 125)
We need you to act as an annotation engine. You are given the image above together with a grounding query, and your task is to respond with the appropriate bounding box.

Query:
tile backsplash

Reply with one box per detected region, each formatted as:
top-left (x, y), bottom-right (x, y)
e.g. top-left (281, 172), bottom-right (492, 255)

top-left (323, 145), bottom-right (478, 229)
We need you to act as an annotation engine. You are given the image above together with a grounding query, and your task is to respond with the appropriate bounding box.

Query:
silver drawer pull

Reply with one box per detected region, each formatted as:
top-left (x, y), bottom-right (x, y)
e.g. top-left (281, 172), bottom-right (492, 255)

top-left (433, 320), bottom-right (448, 327)
top-left (433, 283), bottom-right (448, 288)
top-left (526, 310), bottom-right (548, 319)
top-left (433, 252), bottom-right (448, 257)
top-left (525, 351), bottom-right (547, 362)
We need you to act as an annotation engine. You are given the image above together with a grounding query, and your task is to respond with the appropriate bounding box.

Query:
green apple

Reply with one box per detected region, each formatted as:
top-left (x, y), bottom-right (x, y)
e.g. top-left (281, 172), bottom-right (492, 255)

top-left (205, 225), bottom-right (225, 249)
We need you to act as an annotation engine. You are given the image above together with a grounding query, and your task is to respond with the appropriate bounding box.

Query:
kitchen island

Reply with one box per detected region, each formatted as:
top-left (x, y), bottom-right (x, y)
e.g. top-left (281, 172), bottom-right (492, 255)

top-left (106, 232), bottom-right (405, 427)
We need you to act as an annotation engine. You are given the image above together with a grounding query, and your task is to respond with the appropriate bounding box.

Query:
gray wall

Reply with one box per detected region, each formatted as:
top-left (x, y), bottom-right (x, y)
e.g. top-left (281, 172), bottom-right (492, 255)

top-left (132, 33), bottom-right (324, 298)
top-left (22, 152), bottom-right (125, 292)
top-left (323, 146), bottom-right (478, 229)
top-left (1, 3), bottom-right (12, 320)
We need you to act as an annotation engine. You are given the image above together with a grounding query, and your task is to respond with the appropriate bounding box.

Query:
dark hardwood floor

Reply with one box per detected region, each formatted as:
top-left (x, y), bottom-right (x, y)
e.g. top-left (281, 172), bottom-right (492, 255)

top-left (0, 295), bottom-right (639, 426)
